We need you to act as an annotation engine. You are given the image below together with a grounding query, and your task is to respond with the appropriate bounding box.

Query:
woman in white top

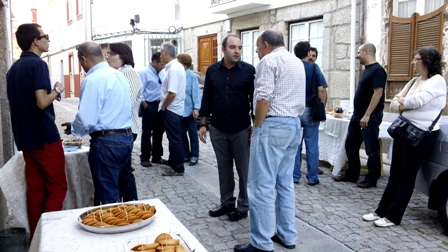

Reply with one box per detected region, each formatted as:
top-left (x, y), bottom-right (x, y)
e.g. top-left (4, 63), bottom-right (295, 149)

top-left (106, 43), bottom-right (142, 141)
top-left (362, 46), bottom-right (446, 228)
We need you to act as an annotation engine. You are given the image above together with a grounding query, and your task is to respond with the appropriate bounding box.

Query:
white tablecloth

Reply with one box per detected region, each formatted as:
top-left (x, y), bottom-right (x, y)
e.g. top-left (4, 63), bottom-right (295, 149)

top-left (0, 146), bottom-right (93, 233)
top-left (29, 198), bottom-right (207, 252)
top-left (315, 116), bottom-right (392, 176)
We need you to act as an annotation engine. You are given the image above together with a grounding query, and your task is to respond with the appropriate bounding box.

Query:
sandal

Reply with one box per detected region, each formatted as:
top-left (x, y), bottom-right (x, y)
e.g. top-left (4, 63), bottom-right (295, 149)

top-left (189, 160), bottom-right (198, 166)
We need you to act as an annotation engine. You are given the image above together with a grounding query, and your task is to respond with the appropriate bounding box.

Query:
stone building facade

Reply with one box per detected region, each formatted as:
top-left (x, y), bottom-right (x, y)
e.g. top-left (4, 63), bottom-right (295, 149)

top-left (0, 0), bottom-right (14, 167)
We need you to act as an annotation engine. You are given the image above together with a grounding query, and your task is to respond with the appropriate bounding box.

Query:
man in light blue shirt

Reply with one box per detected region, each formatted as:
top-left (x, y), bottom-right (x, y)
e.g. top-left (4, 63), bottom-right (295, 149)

top-left (138, 52), bottom-right (166, 167)
top-left (62, 41), bottom-right (137, 205)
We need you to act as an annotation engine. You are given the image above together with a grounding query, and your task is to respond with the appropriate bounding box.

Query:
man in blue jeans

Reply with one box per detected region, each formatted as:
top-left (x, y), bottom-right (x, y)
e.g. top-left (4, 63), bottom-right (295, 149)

top-left (158, 42), bottom-right (186, 176)
top-left (234, 28), bottom-right (305, 252)
top-left (62, 41), bottom-right (137, 205)
top-left (292, 41), bottom-right (328, 186)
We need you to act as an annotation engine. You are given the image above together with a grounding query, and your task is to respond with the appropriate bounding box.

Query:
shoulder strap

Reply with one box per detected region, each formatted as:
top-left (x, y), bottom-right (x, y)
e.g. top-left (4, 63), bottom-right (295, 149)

top-left (311, 63), bottom-right (318, 96)
top-left (429, 111), bottom-right (442, 132)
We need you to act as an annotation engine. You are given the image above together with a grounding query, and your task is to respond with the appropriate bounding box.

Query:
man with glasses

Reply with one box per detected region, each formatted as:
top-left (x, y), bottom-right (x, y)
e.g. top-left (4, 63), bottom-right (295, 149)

top-left (138, 52), bottom-right (166, 167)
top-left (334, 43), bottom-right (386, 189)
top-left (6, 23), bottom-right (67, 238)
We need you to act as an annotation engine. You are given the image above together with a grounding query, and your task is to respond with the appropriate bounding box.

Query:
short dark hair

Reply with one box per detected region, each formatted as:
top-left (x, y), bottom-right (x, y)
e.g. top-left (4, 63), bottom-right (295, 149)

top-left (310, 47), bottom-right (318, 58)
top-left (259, 29), bottom-right (284, 47)
top-left (151, 52), bottom-right (161, 63)
top-left (222, 34), bottom-right (239, 49)
top-left (16, 23), bottom-right (41, 51)
top-left (416, 46), bottom-right (442, 78)
top-left (293, 41), bottom-right (310, 59)
top-left (108, 42), bottom-right (135, 68)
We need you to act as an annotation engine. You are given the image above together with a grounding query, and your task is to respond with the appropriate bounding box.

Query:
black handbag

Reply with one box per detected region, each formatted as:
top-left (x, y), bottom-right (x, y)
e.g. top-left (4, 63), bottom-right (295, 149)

top-left (310, 64), bottom-right (326, 121)
top-left (387, 115), bottom-right (439, 147)
top-left (387, 77), bottom-right (442, 147)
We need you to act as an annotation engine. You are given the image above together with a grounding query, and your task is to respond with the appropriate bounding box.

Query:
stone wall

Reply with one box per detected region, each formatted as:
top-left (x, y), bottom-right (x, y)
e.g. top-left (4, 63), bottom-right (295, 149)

top-left (0, 3), bottom-right (14, 167)
top-left (183, 0), bottom-right (359, 109)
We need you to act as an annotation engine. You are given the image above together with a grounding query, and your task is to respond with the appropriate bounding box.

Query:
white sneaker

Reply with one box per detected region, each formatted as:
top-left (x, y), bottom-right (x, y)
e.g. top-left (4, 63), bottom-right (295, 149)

top-left (374, 217), bottom-right (396, 227)
top-left (362, 213), bottom-right (380, 221)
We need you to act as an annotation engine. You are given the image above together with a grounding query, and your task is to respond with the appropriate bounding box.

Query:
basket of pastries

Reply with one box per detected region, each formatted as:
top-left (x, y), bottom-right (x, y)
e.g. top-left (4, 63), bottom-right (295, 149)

top-left (78, 202), bottom-right (157, 234)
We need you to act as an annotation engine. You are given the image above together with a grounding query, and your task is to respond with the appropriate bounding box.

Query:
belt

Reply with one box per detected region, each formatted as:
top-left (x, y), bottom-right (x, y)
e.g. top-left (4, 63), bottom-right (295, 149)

top-left (146, 100), bottom-right (160, 104)
top-left (89, 128), bottom-right (132, 138)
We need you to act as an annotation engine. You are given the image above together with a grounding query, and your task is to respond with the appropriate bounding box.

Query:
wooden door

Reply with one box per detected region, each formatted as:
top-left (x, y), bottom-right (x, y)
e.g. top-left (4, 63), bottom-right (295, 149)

top-left (197, 34), bottom-right (217, 74)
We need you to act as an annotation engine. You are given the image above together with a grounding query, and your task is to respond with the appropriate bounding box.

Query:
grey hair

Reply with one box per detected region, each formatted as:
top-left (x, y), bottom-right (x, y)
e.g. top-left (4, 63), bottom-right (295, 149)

top-left (259, 28), bottom-right (284, 47)
top-left (161, 42), bottom-right (176, 58)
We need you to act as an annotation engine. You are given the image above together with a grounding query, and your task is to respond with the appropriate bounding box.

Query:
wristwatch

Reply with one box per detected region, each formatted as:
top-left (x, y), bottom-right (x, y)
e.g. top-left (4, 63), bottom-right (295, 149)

top-left (54, 86), bottom-right (63, 95)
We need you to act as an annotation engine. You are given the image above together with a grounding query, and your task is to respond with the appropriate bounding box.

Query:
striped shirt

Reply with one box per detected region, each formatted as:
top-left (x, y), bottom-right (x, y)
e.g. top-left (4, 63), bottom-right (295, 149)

top-left (254, 47), bottom-right (306, 117)
top-left (119, 64), bottom-right (142, 134)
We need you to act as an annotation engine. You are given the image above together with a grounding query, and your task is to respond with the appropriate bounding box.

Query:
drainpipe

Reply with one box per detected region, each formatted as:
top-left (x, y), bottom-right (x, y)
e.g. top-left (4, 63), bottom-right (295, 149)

top-left (349, 0), bottom-right (366, 112)
top-left (90, 0), bottom-right (94, 40)
top-left (5, 0), bottom-right (12, 66)
top-left (358, 0), bottom-right (365, 80)
top-left (349, 0), bottom-right (357, 112)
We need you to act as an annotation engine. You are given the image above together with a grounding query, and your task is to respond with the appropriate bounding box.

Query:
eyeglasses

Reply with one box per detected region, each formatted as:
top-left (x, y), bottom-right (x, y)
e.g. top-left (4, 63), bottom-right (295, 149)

top-left (37, 34), bottom-right (49, 40)
top-left (158, 78), bottom-right (162, 84)
top-left (106, 51), bottom-right (117, 56)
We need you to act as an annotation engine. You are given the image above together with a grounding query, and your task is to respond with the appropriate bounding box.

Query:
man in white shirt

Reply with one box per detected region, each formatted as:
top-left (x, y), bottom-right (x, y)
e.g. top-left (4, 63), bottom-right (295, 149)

top-left (159, 42), bottom-right (186, 176)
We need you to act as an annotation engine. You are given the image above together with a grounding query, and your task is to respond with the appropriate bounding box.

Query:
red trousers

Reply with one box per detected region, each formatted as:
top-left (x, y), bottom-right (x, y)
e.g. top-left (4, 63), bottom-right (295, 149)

top-left (22, 140), bottom-right (67, 237)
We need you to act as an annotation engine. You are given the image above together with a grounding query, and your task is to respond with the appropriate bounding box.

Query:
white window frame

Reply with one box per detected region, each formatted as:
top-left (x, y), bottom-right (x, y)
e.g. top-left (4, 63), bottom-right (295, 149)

top-left (241, 29), bottom-right (260, 67)
top-left (394, 0), bottom-right (444, 17)
top-left (289, 20), bottom-right (324, 67)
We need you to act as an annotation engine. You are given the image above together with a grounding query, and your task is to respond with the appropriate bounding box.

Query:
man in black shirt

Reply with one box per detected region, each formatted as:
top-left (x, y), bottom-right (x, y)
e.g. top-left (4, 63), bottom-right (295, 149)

top-left (334, 43), bottom-right (386, 188)
top-left (199, 34), bottom-right (255, 221)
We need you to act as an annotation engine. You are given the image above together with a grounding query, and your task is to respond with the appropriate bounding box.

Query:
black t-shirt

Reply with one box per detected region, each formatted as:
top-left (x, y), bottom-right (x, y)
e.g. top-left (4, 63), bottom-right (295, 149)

top-left (6, 51), bottom-right (61, 151)
top-left (353, 62), bottom-right (386, 117)
top-left (199, 59), bottom-right (255, 133)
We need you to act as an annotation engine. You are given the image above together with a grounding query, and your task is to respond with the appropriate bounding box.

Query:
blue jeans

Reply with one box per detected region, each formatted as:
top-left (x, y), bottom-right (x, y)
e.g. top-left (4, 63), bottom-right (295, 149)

top-left (89, 133), bottom-right (137, 205)
top-left (182, 115), bottom-right (199, 161)
top-left (293, 107), bottom-right (320, 184)
top-left (161, 110), bottom-right (185, 173)
top-left (248, 117), bottom-right (301, 251)
top-left (345, 112), bottom-right (382, 183)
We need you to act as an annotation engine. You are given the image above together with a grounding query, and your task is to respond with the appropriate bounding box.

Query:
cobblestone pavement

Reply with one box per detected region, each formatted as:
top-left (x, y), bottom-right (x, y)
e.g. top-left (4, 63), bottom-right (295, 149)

top-left (53, 98), bottom-right (448, 251)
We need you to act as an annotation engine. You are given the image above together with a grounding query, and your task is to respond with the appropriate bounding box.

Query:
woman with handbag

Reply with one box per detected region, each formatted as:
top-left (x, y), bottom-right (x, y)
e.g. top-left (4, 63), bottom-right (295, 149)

top-left (362, 46), bottom-right (446, 227)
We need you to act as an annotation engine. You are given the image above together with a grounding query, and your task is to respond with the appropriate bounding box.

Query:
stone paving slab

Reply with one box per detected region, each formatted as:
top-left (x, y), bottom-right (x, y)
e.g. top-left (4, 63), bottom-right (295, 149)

top-left (45, 98), bottom-right (448, 251)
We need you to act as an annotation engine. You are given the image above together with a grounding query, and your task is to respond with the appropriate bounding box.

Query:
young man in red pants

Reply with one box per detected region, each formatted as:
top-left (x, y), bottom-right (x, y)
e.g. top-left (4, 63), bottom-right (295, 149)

top-left (6, 23), bottom-right (67, 238)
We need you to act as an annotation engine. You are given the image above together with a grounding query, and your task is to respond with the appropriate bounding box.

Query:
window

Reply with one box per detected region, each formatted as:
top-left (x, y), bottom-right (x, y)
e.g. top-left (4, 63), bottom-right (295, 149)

top-left (395, 0), bottom-right (444, 17)
top-left (289, 20), bottom-right (324, 67)
top-left (76, 0), bottom-right (83, 19)
top-left (241, 30), bottom-right (260, 67)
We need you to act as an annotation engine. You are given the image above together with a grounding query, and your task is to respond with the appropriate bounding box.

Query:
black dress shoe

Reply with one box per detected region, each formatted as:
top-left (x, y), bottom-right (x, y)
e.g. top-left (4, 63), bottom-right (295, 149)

top-left (271, 234), bottom-right (296, 249)
top-left (234, 243), bottom-right (273, 252)
top-left (333, 175), bottom-right (357, 183)
top-left (227, 209), bottom-right (248, 221)
top-left (356, 179), bottom-right (377, 188)
top-left (152, 158), bottom-right (169, 165)
top-left (209, 205), bottom-right (235, 217)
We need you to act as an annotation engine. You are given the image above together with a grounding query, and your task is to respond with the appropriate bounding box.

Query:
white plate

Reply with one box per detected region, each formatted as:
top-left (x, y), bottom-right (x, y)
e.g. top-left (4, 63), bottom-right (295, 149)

top-left (123, 233), bottom-right (195, 252)
top-left (77, 202), bottom-right (156, 234)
